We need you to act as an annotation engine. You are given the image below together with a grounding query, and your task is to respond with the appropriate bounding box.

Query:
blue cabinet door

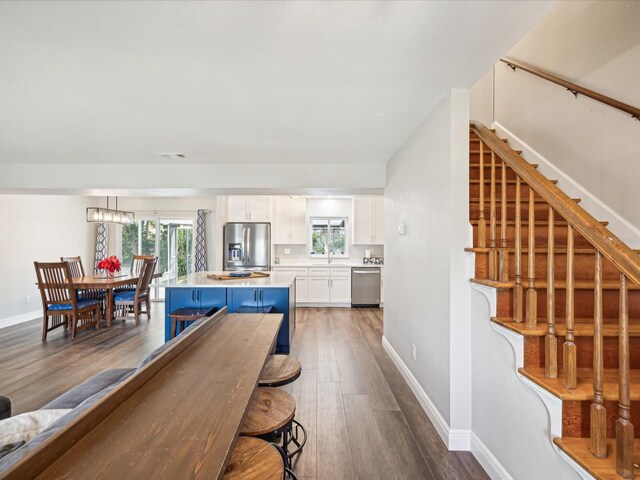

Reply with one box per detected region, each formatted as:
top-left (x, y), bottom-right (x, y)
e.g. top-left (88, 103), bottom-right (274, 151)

top-left (197, 288), bottom-right (227, 311)
top-left (260, 288), bottom-right (290, 354)
top-left (227, 288), bottom-right (259, 312)
top-left (164, 288), bottom-right (198, 341)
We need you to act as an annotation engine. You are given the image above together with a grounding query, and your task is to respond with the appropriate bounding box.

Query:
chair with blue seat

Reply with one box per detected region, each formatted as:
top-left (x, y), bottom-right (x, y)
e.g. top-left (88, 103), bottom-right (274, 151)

top-left (113, 257), bottom-right (157, 325)
top-left (34, 261), bottom-right (101, 340)
top-left (61, 256), bottom-right (106, 306)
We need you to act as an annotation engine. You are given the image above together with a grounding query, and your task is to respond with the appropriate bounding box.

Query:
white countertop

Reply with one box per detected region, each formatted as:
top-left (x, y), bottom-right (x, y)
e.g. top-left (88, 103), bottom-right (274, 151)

top-left (162, 271), bottom-right (296, 288)
top-left (272, 262), bottom-right (383, 268)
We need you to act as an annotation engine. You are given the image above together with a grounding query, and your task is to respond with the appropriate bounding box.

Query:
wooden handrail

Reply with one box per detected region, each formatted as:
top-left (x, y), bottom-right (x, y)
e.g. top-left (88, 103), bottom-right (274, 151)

top-left (470, 121), bottom-right (640, 289)
top-left (500, 58), bottom-right (640, 121)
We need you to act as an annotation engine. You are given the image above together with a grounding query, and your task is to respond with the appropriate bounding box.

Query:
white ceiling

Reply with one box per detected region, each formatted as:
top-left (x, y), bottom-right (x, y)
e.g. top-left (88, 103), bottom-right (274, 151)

top-left (0, 1), bottom-right (553, 167)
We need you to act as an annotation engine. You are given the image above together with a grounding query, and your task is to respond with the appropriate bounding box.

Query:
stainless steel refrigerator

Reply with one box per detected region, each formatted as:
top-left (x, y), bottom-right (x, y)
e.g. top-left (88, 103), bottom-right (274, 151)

top-left (223, 222), bottom-right (271, 271)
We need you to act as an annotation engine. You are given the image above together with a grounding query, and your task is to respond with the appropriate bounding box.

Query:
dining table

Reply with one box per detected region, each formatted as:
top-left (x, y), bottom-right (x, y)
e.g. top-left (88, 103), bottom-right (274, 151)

top-left (72, 272), bottom-right (161, 326)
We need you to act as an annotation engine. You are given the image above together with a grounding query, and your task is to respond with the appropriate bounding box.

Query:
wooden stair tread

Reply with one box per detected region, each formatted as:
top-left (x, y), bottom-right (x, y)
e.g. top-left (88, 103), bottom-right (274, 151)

top-left (240, 387), bottom-right (296, 436)
top-left (471, 278), bottom-right (640, 290)
top-left (491, 317), bottom-right (640, 337)
top-left (259, 354), bottom-right (301, 385)
top-left (518, 367), bottom-right (640, 401)
top-left (469, 179), bottom-right (558, 185)
top-left (553, 437), bottom-right (640, 480)
top-left (224, 437), bottom-right (284, 480)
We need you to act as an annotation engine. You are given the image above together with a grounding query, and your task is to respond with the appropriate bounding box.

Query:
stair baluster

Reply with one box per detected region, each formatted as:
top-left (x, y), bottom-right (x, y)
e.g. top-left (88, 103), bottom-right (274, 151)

top-left (477, 141), bottom-right (486, 248)
top-left (590, 251), bottom-right (606, 457)
top-left (616, 273), bottom-right (634, 478)
top-left (526, 186), bottom-right (537, 328)
top-left (563, 224), bottom-right (577, 389)
top-left (489, 151), bottom-right (497, 280)
top-left (499, 160), bottom-right (509, 282)
top-left (514, 176), bottom-right (523, 322)
top-left (545, 206), bottom-right (557, 378)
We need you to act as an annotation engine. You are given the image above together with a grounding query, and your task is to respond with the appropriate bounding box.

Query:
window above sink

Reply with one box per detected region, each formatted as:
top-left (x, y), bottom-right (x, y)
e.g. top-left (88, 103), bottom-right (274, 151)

top-left (309, 217), bottom-right (349, 259)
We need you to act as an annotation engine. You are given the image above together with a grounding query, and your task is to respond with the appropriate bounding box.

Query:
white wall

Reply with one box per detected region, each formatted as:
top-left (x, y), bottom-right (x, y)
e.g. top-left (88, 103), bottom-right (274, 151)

top-left (470, 288), bottom-right (580, 480)
top-left (474, 0), bottom-right (640, 229)
top-left (384, 90), bottom-right (470, 429)
top-left (0, 195), bottom-right (97, 325)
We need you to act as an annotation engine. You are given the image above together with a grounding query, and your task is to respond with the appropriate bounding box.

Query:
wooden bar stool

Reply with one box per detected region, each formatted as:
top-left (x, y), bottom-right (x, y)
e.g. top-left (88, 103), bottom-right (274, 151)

top-left (168, 307), bottom-right (217, 339)
top-left (259, 355), bottom-right (302, 387)
top-left (223, 437), bottom-right (284, 480)
top-left (240, 387), bottom-right (307, 471)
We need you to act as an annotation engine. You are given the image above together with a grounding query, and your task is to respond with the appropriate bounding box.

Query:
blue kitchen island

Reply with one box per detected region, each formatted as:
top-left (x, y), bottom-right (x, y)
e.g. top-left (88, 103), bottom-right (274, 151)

top-left (163, 271), bottom-right (296, 353)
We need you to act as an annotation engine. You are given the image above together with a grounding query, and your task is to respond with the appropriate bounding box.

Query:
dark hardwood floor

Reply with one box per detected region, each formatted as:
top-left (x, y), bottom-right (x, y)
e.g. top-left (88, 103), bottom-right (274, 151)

top-left (0, 306), bottom-right (488, 480)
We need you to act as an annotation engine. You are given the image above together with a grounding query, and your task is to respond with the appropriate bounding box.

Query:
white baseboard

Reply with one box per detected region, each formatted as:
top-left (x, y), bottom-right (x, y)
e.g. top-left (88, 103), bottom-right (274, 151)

top-left (471, 433), bottom-right (514, 480)
top-left (493, 122), bottom-right (640, 248)
top-left (382, 335), bottom-right (470, 450)
top-left (297, 303), bottom-right (352, 308)
top-left (0, 310), bottom-right (40, 330)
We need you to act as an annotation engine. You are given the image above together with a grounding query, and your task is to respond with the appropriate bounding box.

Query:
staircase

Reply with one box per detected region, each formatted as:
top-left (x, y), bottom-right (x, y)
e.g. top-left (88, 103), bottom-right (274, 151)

top-left (468, 122), bottom-right (640, 480)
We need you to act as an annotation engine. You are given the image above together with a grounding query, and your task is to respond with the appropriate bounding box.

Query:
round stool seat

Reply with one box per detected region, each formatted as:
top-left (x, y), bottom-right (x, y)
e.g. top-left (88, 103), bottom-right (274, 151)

top-left (259, 355), bottom-right (302, 387)
top-left (241, 387), bottom-right (296, 437)
top-left (223, 437), bottom-right (284, 480)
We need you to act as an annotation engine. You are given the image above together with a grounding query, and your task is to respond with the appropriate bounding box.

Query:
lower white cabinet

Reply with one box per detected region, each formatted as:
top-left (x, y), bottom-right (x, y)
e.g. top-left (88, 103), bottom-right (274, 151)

top-left (273, 266), bottom-right (354, 305)
top-left (295, 276), bottom-right (308, 303)
top-left (308, 277), bottom-right (331, 302)
top-left (330, 277), bottom-right (351, 303)
top-left (308, 276), bottom-right (350, 303)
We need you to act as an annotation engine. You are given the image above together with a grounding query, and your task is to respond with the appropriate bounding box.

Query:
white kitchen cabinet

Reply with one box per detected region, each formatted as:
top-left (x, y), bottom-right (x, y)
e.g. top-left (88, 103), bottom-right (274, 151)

top-left (272, 267), bottom-right (309, 303)
top-left (274, 196), bottom-right (306, 244)
top-left (373, 196), bottom-right (384, 245)
top-left (329, 277), bottom-right (351, 303)
top-left (296, 276), bottom-right (309, 303)
top-left (308, 277), bottom-right (331, 303)
top-left (227, 196), bottom-right (271, 222)
top-left (289, 198), bottom-right (307, 244)
top-left (353, 196), bottom-right (384, 245)
top-left (227, 196), bottom-right (248, 222)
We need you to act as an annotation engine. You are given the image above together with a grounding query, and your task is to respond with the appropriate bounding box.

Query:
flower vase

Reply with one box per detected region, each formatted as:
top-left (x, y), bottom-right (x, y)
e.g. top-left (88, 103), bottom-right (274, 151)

top-left (107, 270), bottom-right (115, 278)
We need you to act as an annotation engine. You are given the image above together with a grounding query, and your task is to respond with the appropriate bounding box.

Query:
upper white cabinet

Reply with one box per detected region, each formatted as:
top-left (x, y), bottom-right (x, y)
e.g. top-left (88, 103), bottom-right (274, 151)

top-left (274, 196), bottom-right (306, 244)
top-left (227, 196), bottom-right (271, 222)
top-left (353, 196), bottom-right (384, 245)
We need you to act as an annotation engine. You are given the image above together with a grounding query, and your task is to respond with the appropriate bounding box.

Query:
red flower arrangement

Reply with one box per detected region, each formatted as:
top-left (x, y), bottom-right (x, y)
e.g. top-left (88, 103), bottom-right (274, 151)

top-left (97, 256), bottom-right (122, 276)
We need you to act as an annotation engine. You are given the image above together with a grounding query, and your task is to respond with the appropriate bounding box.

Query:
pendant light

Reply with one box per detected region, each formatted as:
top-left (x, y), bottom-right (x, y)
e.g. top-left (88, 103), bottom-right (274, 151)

top-left (86, 197), bottom-right (135, 224)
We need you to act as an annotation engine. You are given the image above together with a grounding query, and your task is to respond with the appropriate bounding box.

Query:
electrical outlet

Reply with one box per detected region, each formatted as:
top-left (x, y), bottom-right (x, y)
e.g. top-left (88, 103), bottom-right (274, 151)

top-left (411, 344), bottom-right (417, 361)
top-left (25, 295), bottom-right (32, 304)
top-left (284, 248), bottom-right (290, 255)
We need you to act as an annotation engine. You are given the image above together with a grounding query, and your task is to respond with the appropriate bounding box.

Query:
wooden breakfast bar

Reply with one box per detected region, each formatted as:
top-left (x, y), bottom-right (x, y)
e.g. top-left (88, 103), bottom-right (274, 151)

top-left (0, 308), bottom-right (283, 480)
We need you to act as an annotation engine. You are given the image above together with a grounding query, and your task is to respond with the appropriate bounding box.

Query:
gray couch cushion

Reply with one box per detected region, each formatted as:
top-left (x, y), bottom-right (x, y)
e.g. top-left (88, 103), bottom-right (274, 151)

top-left (0, 381), bottom-right (119, 473)
top-left (41, 368), bottom-right (136, 410)
top-left (0, 442), bottom-right (24, 461)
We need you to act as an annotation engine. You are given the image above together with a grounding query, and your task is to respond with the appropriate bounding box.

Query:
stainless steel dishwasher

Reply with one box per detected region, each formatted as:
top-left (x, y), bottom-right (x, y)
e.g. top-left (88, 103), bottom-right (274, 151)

top-left (351, 267), bottom-right (381, 307)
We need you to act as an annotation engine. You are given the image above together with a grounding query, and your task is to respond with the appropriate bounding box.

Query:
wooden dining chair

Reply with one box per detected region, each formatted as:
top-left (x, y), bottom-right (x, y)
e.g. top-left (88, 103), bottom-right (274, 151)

top-left (131, 255), bottom-right (154, 275)
top-left (117, 255), bottom-right (155, 294)
top-left (61, 256), bottom-right (106, 311)
top-left (34, 261), bottom-right (101, 340)
top-left (114, 257), bottom-right (157, 325)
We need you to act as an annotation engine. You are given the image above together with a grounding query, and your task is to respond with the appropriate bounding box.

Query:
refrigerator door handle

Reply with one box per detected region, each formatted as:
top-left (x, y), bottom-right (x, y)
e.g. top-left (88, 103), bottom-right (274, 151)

top-left (244, 227), bottom-right (251, 265)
